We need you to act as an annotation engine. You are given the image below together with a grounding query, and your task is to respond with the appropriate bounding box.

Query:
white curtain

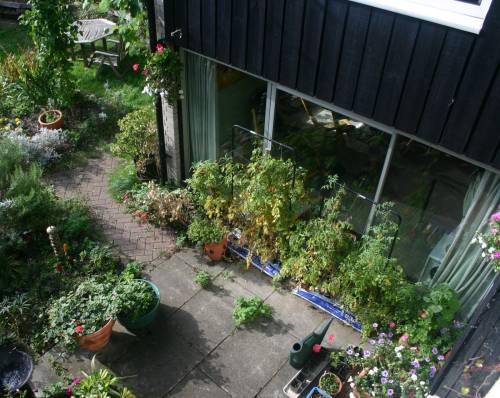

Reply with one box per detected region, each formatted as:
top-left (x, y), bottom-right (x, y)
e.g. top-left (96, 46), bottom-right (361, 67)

top-left (430, 171), bottom-right (500, 319)
top-left (185, 52), bottom-right (217, 162)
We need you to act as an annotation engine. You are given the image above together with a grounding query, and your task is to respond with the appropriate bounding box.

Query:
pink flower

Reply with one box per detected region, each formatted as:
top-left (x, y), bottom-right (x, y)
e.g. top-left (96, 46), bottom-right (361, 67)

top-left (142, 68), bottom-right (149, 77)
top-left (372, 322), bottom-right (378, 329)
top-left (156, 43), bottom-right (165, 53)
top-left (491, 228), bottom-right (499, 235)
top-left (401, 334), bottom-right (409, 342)
top-left (388, 322), bottom-right (396, 329)
top-left (490, 212), bottom-right (500, 222)
top-left (75, 325), bottom-right (84, 334)
top-left (328, 335), bottom-right (335, 343)
top-left (71, 378), bottom-right (81, 385)
top-left (312, 344), bottom-right (322, 353)
top-left (132, 63), bottom-right (139, 72)
top-left (493, 251), bottom-right (500, 259)
top-left (66, 388), bottom-right (73, 396)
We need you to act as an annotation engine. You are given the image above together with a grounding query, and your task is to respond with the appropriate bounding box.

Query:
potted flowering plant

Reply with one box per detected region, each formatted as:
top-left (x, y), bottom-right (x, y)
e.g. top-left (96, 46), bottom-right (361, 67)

top-left (332, 334), bottom-right (445, 398)
top-left (472, 209), bottom-right (500, 271)
top-left (187, 215), bottom-right (228, 261)
top-left (133, 42), bottom-right (183, 106)
top-left (117, 278), bottom-right (161, 330)
top-left (318, 371), bottom-right (342, 397)
top-left (47, 278), bottom-right (120, 352)
top-left (38, 109), bottom-right (64, 129)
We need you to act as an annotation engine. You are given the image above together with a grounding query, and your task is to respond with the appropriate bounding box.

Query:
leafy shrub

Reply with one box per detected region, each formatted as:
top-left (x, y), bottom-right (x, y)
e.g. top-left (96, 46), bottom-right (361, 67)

top-left (232, 296), bottom-right (272, 326)
top-left (108, 160), bottom-right (140, 201)
top-left (78, 241), bottom-right (120, 275)
top-left (0, 138), bottom-right (23, 191)
top-left (111, 106), bottom-right (158, 173)
top-left (194, 270), bottom-right (212, 288)
top-left (56, 199), bottom-right (94, 244)
top-left (146, 184), bottom-right (194, 228)
top-left (116, 279), bottom-right (157, 321)
top-left (187, 215), bottom-right (227, 245)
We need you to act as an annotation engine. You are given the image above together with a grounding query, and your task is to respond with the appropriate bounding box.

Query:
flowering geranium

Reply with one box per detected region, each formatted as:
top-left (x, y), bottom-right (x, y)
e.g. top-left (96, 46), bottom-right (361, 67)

top-left (132, 42), bottom-right (183, 105)
top-left (472, 209), bottom-right (500, 271)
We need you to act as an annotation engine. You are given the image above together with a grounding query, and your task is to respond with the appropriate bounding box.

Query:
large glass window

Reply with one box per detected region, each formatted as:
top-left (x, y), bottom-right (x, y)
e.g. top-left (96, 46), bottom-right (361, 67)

top-left (381, 137), bottom-right (481, 281)
top-left (272, 91), bottom-right (390, 232)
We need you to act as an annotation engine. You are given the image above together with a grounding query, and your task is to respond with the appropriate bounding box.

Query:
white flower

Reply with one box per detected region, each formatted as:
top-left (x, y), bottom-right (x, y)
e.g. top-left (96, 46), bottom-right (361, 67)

top-left (411, 374), bottom-right (418, 381)
top-left (368, 370), bottom-right (374, 376)
top-left (395, 346), bottom-right (404, 352)
top-left (488, 247), bottom-right (495, 253)
top-left (348, 377), bottom-right (353, 382)
top-left (481, 242), bottom-right (487, 249)
top-left (396, 352), bottom-right (402, 358)
top-left (373, 367), bottom-right (378, 373)
top-left (349, 393), bottom-right (356, 398)
top-left (420, 381), bottom-right (426, 385)
top-left (482, 252), bottom-right (486, 258)
top-left (142, 84), bottom-right (154, 96)
top-left (350, 383), bottom-right (355, 389)
top-left (471, 237), bottom-right (477, 244)
top-left (98, 112), bottom-right (107, 120)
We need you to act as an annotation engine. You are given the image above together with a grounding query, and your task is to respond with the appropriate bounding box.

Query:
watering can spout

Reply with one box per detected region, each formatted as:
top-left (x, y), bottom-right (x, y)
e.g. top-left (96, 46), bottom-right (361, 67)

top-left (289, 318), bottom-right (333, 369)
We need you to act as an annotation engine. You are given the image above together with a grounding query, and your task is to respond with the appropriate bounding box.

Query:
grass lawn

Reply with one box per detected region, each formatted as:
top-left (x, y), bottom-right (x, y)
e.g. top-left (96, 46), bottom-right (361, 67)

top-left (0, 21), bottom-right (31, 60)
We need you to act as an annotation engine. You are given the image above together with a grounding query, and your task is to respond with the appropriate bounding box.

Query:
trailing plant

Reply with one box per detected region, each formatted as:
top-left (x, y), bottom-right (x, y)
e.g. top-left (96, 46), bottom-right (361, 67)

top-left (187, 215), bottom-right (228, 245)
top-left (194, 270), bottom-right (212, 289)
top-left (472, 208), bottom-right (500, 271)
top-left (133, 42), bottom-right (183, 106)
top-left (236, 148), bottom-right (306, 262)
top-left (232, 296), bottom-right (272, 326)
top-left (280, 177), bottom-right (357, 292)
top-left (111, 106), bottom-right (158, 173)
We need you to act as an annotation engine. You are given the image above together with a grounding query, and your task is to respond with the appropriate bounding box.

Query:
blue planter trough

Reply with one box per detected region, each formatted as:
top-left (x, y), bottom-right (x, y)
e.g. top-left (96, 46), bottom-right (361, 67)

top-left (227, 241), bottom-right (281, 277)
top-left (292, 288), bottom-right (362, 332)
top-left (307, 387), bottom-right (332, 398)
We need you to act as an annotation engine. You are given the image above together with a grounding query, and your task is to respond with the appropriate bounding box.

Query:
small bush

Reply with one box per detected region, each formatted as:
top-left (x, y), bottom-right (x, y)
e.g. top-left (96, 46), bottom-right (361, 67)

top-left (108, 161), bottom-right (140, 201)
top-left (194, 270), bottom-right (212, 289)
top-left (233, 296), bottom-right (272, 326)
top-left (187, 215), bottom-right (227, 245)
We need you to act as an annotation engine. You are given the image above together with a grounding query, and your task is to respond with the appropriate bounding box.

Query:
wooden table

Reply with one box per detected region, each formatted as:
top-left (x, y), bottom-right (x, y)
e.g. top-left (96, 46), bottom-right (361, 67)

top-left (74, 18), bottom-right (116, 66)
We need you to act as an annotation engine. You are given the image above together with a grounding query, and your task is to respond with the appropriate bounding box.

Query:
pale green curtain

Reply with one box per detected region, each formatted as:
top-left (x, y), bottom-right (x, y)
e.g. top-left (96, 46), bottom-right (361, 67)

top-left (185, 52), bottom-right (217, 162)
top-left (430, 171), bottom-right (500, 319)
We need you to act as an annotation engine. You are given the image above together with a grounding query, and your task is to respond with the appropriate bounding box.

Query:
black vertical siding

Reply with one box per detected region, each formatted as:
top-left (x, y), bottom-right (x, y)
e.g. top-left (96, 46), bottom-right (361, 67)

top-left (173, 0), bottom-right (500, 171)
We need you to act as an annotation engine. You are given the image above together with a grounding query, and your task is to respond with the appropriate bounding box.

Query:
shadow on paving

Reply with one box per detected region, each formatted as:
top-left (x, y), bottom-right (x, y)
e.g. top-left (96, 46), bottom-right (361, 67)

top-left (96, 304), bottom-right (230, 398)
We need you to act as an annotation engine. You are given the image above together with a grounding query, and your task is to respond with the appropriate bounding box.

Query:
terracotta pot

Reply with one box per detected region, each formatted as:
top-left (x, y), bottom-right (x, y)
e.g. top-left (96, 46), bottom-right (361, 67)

top-left (77, 319), bottom-right (115, 351)
top-left (38, 109), bottom-right (64, 129)
top-left (319, 372), bottom-right (343, 397)
top-left (204, 237), bottom-right (227, 261)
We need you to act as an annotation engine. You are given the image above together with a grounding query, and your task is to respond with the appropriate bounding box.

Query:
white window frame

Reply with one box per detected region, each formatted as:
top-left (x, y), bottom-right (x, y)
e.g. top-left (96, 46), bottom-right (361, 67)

top-left (350, 0), bottom-right (493, 34)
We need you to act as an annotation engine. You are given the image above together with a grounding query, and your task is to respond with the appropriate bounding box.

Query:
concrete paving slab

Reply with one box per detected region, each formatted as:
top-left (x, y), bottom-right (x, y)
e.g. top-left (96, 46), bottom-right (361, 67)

top-left (199, 320), bottom-right (296, 398)
top-left (175, 247), bottom-right (227, 276)
top-left (220, 263), bottom-right (276, 299)
top-left (168, 368), bottom-right (231, 397)
top-left (256, 360), bottom-right (298, 398)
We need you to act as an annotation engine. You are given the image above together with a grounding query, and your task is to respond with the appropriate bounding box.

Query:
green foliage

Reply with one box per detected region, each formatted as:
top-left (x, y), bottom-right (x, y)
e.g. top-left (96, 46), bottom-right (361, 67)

top-left (116, 279), bottom-right (157, 321)
top-left (78, 241), bottom-right (120, 275)
top-left (56, 199), bottom-right (94, 244)
top-left (280, 180), bottom-right (356, 292)
top-left (232, 296), bottom-right (272, 326)
top-left (0, 137), bottom-right (22, 190)
top-left (108, 160), bottom-right (140, 201)
top-left (122, 261), bottom-right (142, 279)
top-left (111, 106), bottom-right (158, 172)
top-left (20, 0), bottom-right (77, 107)
top-left (187, 215), bottom-right (227, 245)
top-left (318, 373), bottom-right (340, 396)
top-left (236, 148), bottom-right (306, 262)
top-left (194, 270), bottom-right (212, 289)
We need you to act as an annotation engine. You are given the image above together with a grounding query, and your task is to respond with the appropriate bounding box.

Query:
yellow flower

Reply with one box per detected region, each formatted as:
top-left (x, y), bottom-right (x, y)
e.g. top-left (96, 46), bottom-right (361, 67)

top-left (15, 118), bottom-right (21, 126)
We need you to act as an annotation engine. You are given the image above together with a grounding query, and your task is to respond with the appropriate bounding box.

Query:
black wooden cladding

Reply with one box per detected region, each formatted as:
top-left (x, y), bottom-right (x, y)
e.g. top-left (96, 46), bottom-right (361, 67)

top-left (168, 0), bottom-right (500, 171)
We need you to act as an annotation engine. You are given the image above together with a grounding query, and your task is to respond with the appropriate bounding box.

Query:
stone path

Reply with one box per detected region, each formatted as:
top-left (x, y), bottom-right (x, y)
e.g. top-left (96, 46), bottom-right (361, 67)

top-left (36, 152), bottom-right (361, 398)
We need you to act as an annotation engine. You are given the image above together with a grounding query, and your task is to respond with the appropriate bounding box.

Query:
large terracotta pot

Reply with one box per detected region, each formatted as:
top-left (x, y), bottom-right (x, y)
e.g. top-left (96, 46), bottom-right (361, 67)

top-left (204, 237), bottom-right (227, 261)
top-left (77, 320), bottom-right (115, 351)
top-left (38, 109), bottom-right (64, 129)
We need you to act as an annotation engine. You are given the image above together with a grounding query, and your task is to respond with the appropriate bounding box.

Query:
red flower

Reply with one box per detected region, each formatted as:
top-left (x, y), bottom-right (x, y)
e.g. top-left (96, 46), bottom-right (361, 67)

top-left (156, 43), bottom-right (164, 53)
top-left (328, 334), bottom-right (335, 343)
top-left (312, 344), bottom-right (322, 353)
top-left (389, 322), bottom-right (396, 329)
top-left (55, 263), bottom-right (62, 273)
top-left (132, 63), bottom-right (140, 72)
top-left (142, 68), bottom-right (149, 77)
top-left (66, 387), bottom-right (73, 396)
top-left (75, 325), bottom-right (84, 334)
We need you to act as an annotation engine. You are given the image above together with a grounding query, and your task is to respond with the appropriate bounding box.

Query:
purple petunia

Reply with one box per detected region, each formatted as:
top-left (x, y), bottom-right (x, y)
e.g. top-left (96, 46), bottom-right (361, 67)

top-left (382, 370), bottom-right (389, 377)
top-left (438, 355), bottom-right (445, 361)
top-left (363, 350), bottom-right (371, 358)
top-left (381, 377), bottom-right (388, 384)
top-left (379, 332), bottom-right (387, 338)
top-left (378, 338), bottom-right (385, 345)
top-left (411, 359), bottom-right (420, 368)
top-left (347, 349), bottom-right (354, 356)
top-left (425, 357), bottom-right (430, 362)
top-left (369, 339), bottom-right (376, 345)
top-left (432, 347), bottom-right (439, 355)
top-left (430, 366), bottom-right (437, 378)
top-left (410, 369), bottom-right (417, 376)
top-left (387, 389), bottom-right (394, 396)
top-left (388, 332), bottom-right (394, 338)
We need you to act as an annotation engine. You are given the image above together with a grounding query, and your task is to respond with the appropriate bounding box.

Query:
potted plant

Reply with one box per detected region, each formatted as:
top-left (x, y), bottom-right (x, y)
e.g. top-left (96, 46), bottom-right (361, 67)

top-left (47, 278), bottom-right (120, 352)
top-left (117, 278), bottom-right (161, 330)
top-left (38, 109), bottom-right (64, 129)
top-left (187, 215), bottom-right (228, 261)
top-left (318, 371), bottom-right (342, 397)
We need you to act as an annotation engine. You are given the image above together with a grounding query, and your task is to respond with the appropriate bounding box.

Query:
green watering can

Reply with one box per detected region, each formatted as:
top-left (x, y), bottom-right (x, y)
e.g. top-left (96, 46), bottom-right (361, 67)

top-left (289, 318), bottom-right (333, 369)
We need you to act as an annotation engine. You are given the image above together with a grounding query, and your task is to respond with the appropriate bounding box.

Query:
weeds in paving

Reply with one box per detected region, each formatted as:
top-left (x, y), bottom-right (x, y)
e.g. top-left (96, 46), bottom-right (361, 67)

top-left (232, 296), bottom-right (272, 327)
top-left (194, 270), bottom-right (212, 289)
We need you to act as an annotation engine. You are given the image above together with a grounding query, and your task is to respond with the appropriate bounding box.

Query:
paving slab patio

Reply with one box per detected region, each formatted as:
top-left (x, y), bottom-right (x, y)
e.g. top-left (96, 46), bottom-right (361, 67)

top-left (35, 152), bottom-right (361, 397)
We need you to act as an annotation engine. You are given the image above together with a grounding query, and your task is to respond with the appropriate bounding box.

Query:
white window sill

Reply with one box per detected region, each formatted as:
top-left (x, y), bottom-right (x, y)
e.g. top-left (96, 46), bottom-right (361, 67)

top-left (350, 0), bottom-right (492, 34)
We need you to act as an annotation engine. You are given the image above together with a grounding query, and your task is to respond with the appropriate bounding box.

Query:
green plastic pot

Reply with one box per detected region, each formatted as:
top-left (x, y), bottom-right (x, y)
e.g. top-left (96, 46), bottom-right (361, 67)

top-left (118, 280), bottom-right (161, 330)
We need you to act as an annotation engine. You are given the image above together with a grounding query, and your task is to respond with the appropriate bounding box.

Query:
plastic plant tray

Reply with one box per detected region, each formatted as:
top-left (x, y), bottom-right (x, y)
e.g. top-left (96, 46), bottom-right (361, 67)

top-left (306, 387), bottom-right (332, 398)
top-left (292, 288), bottom-right (362, 332)
top-left (283, 350), bottom-right (330, 398)
top-left (226, 241), bottom-right (281, 277)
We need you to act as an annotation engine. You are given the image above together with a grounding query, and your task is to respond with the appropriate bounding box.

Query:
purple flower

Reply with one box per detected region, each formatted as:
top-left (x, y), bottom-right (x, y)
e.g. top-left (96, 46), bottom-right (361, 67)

top-left (387, 389), bottom-right (394, 396)
top-left (432, 347), bottom-right (439, 355)
top-left (381, 377), bottom-right (388, 384)
top-left (379, 332), bottom-right (387, 338)
top-left (441, 327), bottom-right (449, 335)
top-left (347, 349), bottom-right (354, 356)
top-left (490, 211), bottom-right (500, 222)
top-left (410, 369), bottom-right (417, 376)
top-left (411, 359), bottom-right (420, 368)
top-left (424, 357), bottom-right (430, 362)
top-left (369, 339), bottom-right (376, 345)
top-left (363, 350), bottom-right (371, 358)
top-left (378, 338), bottom-right (385, 344)
top-left (438, 355), bottom-right (445, 361)
top-left (388, 332), bottom-right (394, 338)
top-left (373, 322), bottom-right (379, 329)
top-left (382, 370), bottom-right (389, 377)
top-left (430, 366), bottom-right (437, 378)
